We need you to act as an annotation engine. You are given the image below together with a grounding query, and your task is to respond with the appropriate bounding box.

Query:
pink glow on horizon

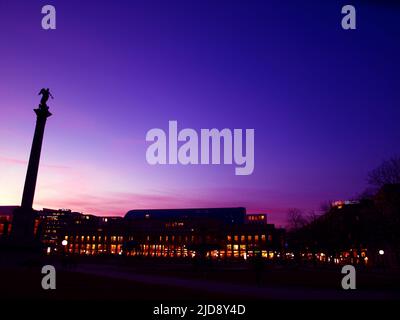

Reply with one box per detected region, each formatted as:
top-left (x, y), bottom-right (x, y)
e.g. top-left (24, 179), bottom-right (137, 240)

top-left (0, 151), bottom-right (340, 226)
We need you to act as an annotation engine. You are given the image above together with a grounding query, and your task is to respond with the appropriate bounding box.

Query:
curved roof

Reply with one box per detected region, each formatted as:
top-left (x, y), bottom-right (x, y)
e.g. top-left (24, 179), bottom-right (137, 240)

top-left (124, 207), bottom-right (246, 224)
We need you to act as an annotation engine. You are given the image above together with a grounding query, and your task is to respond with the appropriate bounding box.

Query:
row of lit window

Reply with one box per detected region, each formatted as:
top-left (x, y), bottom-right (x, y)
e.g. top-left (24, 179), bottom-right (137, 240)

top-left (67, 243), bottom-right (123, 255)
top-left (165, 222), bottom-right (185, 228)
top-left (158, 235), bottom-right (194, 242)
top-left (141, 244), bottom-right (188, 250)
top-left (226, 234), bottom-right (270, 242)
top-left (65, 235), bottom-right (123, 242)
top-left (247, 215), bottom-right (265, 221)
top-left (227, 244), bottom-right (266, 251)
top-left (67, 244), bottom-right (276, 260)
top-left (64, 234), bottom-right (272, 244)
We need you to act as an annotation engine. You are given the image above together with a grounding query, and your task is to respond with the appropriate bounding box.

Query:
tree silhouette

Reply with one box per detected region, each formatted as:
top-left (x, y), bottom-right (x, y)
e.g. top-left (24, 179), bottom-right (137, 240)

top-left (368, 156), bottom-right (400, 187)
top-left (286, 208), bottom-right (307, 231)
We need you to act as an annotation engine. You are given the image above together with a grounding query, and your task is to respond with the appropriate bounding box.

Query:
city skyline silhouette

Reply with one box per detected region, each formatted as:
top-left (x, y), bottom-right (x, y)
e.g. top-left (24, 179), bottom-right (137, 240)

top-left (1, 1), bottom-right (399, 227)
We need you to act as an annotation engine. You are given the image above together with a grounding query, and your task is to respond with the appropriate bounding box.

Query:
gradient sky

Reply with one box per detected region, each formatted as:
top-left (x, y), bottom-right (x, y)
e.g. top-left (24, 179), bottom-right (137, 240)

top-left (1, 0), bottom-right (399, 226)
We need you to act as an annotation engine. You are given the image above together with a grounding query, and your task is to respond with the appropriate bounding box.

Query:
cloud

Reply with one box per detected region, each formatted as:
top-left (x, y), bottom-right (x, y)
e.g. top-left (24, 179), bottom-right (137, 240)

top-left (35, 191), bottom-right (183, 216)
top-left (0, 155), bottom-right (70, 170)
top-left (33, 187), bottom-right (286, 218)
top-left (34, 188), bottom-right (294, 227)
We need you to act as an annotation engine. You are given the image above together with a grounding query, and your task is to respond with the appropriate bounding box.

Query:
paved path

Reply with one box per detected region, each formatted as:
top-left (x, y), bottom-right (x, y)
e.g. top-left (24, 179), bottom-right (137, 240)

top-left (71, 264), bottom-right (400, 300)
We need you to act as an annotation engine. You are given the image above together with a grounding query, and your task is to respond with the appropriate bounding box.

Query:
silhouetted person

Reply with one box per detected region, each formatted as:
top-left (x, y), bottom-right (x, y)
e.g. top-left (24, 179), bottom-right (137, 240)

top-left (38, 88), bottom-right (53, 108)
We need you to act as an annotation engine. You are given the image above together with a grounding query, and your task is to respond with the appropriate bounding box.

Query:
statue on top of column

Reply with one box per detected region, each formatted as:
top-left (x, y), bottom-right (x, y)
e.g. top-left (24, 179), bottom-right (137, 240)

top-left (38, 88), bottom-right (54, 108)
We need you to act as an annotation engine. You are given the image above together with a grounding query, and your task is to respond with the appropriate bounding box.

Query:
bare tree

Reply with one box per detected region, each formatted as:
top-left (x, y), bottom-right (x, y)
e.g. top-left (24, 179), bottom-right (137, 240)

top-left (306, 211), bottom-right (319, 224)
top-left (287, 208), bottom-right (307, 231)
top-left (357, 187), bottom-right (376, 200)
top-left (368, 156), bottom-right (400, 187)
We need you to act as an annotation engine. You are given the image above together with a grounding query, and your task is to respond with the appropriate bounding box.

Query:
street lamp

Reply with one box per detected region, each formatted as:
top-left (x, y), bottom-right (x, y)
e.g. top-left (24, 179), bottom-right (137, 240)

top-left (379, 249), bottom-right (384, 255)
top-left (61, 239), bottom-right (68, 256)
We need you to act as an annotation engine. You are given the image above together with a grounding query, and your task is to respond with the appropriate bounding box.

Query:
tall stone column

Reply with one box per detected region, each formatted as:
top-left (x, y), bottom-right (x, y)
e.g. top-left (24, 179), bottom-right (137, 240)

top-left (21, 107), bottom-right (52, 209)
top-left (11, 105), bottom-right (52, 243)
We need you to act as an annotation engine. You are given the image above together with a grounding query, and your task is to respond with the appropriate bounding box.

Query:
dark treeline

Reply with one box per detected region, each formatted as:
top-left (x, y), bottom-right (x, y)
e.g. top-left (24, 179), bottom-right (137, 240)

top-left (287, 156), bottom-right (400, 268)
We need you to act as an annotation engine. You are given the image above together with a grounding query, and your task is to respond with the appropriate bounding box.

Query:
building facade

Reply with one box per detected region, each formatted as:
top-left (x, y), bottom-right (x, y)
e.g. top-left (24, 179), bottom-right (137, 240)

top-left (1, 206), bottom-right (284, 259)
top-left (36, 207), bottom-right (284, 259)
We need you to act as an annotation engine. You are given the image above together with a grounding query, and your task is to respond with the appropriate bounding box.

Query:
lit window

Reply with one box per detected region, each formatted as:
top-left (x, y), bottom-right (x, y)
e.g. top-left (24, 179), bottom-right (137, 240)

top-left (261, 235), bottom-right (266, 242)
top-left (262, 250), bottom-right (268, 258)
top-left (241, 235), bottom-right (245, 242)
top-left (248, 235), bottom-right (252, 241)
top-left (227, 235), bottom-right (232, 241)
top-left (234, 235), bottom-right (238, 241)
top-left (111, 244), bottom-right (117, 254)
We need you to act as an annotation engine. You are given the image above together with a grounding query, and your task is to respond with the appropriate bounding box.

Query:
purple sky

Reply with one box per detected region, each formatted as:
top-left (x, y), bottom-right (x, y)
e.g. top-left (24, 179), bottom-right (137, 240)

top-left (1, 0), bottom-right (399, 226)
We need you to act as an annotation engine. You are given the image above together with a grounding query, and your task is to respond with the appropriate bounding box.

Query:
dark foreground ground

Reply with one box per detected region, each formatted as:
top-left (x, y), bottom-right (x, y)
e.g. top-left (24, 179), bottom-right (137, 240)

top-left (1, 253), bottom-right (399, 301)
top-left (2, 254), bottom-right (399, 319)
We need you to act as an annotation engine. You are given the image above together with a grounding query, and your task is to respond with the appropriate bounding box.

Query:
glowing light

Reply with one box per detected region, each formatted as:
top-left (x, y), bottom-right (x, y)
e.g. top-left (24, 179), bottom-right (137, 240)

top-left (379, 250), bottom-right (384, 255)
top-left (62, 240), bottom-right (68, 246)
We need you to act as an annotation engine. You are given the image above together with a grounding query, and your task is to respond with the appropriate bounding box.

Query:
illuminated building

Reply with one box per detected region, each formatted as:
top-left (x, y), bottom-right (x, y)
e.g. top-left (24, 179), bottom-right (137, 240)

top-left (38, 208), bottom-right (87, 252)
top-left (0, 206), bottom-right (16, 239)
top-left (34, 207), bottom-right (283, 259)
